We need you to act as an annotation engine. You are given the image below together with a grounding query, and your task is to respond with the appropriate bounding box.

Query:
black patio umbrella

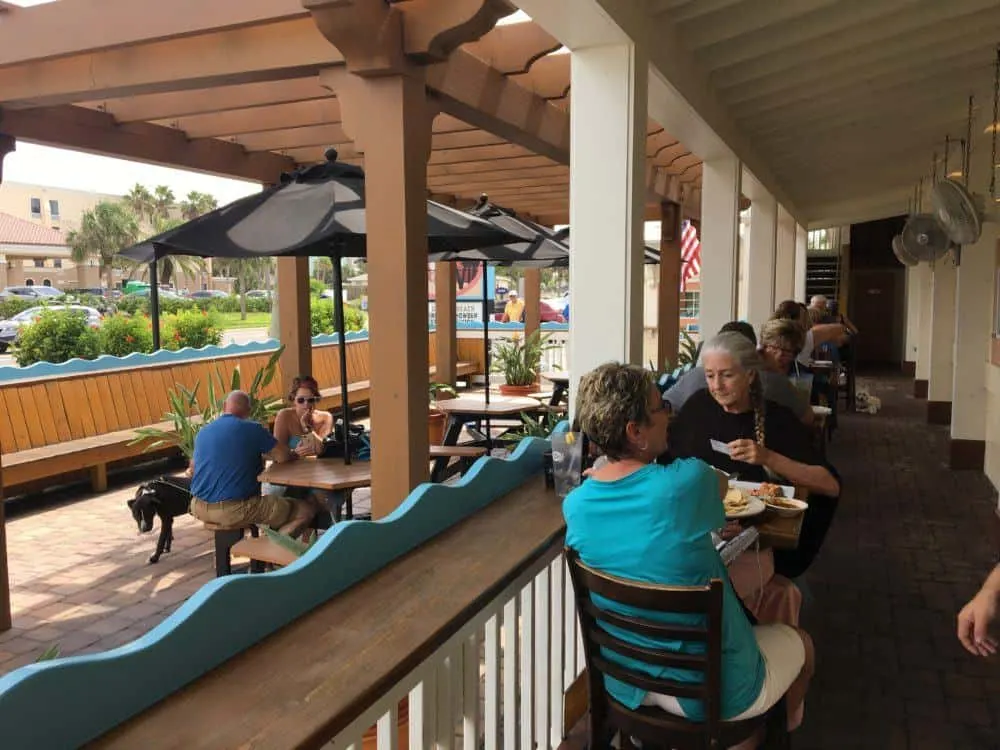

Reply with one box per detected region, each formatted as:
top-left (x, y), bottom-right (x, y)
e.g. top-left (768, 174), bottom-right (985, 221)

top-left (428, 197), bottom-right (571, 447)
top-left (119, 151), bottom-right (517, 462)
top-left (552, 226), bottom-right (661, 264)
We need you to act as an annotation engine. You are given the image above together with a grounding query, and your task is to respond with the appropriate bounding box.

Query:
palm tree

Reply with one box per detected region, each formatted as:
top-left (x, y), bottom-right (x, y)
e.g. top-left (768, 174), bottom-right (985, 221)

top-left (67, 202), bottom-right (141, 298)
top-left (148, 216), bottom-right (205, 287)
top-left (152, 185), bottom-right (176, 220)
top-left (124, 184), bottom-right (155, 224)
top-left (179, 191), bottom-right (218, 220)
top-left (216, 257), bottom-right (269, 320)
top-left (314, 257), bottom-right (333, 284)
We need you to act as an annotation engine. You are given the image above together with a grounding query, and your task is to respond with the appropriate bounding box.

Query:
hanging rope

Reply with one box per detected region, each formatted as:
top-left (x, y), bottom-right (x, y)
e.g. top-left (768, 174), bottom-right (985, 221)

top-left (965, 96), bottom-right (974, 187)
top-left (944, 135), bottom-right (950, 177)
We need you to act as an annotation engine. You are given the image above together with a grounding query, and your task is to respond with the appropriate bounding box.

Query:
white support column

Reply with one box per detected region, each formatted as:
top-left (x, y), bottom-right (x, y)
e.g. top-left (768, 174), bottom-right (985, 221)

top-left (744, 192), bottom-right (777, 327)
top-left (794, 224), bottom-right (807, 302)
top-left (950, 141), bottom-right (999, 467)
top-left (903, 264), bottom-right (925, 374)
top-left (699, 153), bottom-right (741, 340)
top-left (568, 41), bottom-right (647, 392)
top-left (773, 206), bottom-right (796, 304)
top-left (927, 260), bottom-right (958, 424)
top-left (914, 262), bottom-right (934, 398)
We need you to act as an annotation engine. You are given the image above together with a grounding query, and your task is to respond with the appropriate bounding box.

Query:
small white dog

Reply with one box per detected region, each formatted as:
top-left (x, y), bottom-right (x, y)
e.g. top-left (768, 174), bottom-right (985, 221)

top-left (855, 386), bottom-right (881, 415)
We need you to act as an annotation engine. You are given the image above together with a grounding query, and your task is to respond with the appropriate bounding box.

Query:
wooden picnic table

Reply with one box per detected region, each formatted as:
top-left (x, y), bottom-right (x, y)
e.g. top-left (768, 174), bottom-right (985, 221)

top-left (541, 371), bottom-right (570, 406)
top-left (433, 394), bottom-right (542, 444)
top-left (259, 457), bottom-right (373, 521)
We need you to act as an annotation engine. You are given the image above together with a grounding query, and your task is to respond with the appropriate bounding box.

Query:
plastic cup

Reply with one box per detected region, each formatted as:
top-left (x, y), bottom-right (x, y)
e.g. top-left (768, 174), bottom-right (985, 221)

top-left (551, 432), bottom-right (583, 498)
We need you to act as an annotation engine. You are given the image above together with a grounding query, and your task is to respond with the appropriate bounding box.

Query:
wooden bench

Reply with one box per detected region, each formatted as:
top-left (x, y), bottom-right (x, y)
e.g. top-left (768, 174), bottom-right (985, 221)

top-left (0, 332), bottom-right (480, 496)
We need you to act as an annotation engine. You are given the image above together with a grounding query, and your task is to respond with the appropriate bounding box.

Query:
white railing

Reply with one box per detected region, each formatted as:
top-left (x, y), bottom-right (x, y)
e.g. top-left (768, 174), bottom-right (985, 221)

top-left (457, 329), bottom-right (571, 374)
top-left (324, 546), bottom-right (584, 750)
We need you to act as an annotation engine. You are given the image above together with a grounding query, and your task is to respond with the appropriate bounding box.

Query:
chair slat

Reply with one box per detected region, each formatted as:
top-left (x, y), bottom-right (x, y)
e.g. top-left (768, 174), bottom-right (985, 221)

top-left (587, 626), bottom-right (707, 670)
top-left (591, 656), bottom-right (706, 701)
top-left (579, 599), bottom-right (709, 643)
top-left (576, 563), bottom-right (716, 613)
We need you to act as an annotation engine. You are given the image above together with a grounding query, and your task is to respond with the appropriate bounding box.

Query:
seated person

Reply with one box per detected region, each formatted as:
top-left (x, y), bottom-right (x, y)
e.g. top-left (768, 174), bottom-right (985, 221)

top-left (758, 319), bottom-right (806, 377)
top-left (273, 375), bottom-right (334, 458)
top-left (565, 362), bottom-right (813, 736)
top-left (189, 390), bottom-right (314, 535)
top-left (665, 321), bottom-right (813, 427)
top-left (667, 332), bottom-right (841, 580)
top-left (770, 299), bottom-right (849, 367)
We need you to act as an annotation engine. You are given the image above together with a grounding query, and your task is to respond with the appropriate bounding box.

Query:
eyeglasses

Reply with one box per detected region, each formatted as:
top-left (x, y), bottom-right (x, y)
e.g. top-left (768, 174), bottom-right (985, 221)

top-left (295, 396), bottom-right (320, 405)
top-left (765, 344), bottom-right (797, 357)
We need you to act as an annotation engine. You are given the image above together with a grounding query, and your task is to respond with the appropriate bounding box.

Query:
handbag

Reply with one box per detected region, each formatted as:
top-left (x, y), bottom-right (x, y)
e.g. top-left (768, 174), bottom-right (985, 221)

top-left (319, 420), bottom-right (368, 460)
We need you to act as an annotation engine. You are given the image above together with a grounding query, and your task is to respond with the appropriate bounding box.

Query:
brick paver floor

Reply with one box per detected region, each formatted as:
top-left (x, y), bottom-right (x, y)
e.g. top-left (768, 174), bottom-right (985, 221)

top-left (797, 375), bottom-right (1000, 749)
top-left (0, 473), bottom-right (372, 677)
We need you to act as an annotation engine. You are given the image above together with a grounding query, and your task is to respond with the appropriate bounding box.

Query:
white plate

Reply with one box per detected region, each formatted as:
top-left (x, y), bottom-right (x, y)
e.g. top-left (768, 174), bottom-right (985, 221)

top-left (726, 496), bottom-right (766, 519)
top-left (812, 405), bottom-right (832, 416)
top-left (764, 497), bottom-right (809, 517)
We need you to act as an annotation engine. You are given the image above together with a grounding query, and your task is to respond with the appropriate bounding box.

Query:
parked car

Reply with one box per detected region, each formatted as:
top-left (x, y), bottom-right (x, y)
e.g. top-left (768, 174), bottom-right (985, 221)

top-left (126, 288), bottom-right (184, 300)
top-left (3, 285), bottom-right (63, 300)
top-left (0, 305), bottom-right (102, 351)
top-left (188, 289), bottom-right (230, 300)
top-left (539, 300), bottom-right (566, 323)
top-left (245, 290), bottom-right (271, 299)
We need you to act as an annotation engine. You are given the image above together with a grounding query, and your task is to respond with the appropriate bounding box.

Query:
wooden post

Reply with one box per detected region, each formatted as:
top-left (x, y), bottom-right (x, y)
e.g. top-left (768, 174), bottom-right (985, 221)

top-left (0, 134), bottom-right (13, 632)
top-left (524, 267), bottom-right (541, 340)
top-left (657, 201), bottom-right (682, 371)
top-left (434, 262), bottom-right (457, 386)
top-left (275, 256), bottom-right (312, 393)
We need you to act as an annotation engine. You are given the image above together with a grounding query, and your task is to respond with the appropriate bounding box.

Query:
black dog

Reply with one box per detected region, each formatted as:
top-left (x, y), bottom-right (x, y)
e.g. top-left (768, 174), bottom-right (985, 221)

top-left (127, 475), bottom-right (192, 564)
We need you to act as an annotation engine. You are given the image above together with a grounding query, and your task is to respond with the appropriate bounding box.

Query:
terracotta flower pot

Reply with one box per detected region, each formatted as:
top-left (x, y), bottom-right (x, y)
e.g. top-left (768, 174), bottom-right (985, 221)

top-left (428, 409), bottom-right (447, 445)
top-left (499, 383), bottom-right (536, 397)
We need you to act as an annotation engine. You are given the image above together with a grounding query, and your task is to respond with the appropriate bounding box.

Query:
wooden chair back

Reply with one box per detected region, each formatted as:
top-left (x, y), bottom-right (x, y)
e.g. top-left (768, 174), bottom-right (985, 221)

top-left (565, 549), bottom-right (768, 749)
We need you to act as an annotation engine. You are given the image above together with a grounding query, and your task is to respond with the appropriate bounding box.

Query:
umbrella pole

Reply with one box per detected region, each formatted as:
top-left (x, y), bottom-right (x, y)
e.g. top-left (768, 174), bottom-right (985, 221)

top-left (331, 255), bottom-right (352, 465)
top-left (482, 261), bottom-right (491, 450)
top-left (149, 261), bottom-right (161, 352)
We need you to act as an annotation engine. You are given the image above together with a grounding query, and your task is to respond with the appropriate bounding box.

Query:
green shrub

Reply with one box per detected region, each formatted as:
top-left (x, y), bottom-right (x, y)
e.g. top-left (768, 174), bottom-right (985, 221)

top-left (116, 295), bottom-right (146, 316)
top-left (309, 278), bottom-right (326, 298)
top-left (160, 295), bottom-right (197, 315)
top-left (162, 308), bottom-right (223, 350)
top-left (14, 309), bottom-right (101, 366)
top-left (98, 314), bottom-right (154, 357)
top-left (310, 299), bottom-right (365, 336)
top-left (0, 297), bottom-right (35, 321)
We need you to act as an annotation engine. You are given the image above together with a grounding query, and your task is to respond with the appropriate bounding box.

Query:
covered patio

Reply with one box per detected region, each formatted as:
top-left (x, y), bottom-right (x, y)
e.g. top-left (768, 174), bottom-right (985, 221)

top-left (1, 0), bottom-right (1000, 748)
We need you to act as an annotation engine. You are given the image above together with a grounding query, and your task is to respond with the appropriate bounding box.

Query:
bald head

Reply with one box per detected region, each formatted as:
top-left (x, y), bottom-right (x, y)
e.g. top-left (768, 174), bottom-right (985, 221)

top-left (809, 295), bottom-right (828, 310)
top-left (223, 390), bottom-right (251, 418)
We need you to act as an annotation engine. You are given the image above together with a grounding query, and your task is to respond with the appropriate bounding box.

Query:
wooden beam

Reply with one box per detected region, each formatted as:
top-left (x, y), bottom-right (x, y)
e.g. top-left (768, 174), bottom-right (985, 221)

top-left (434, 263), bottom-right (458, 386)
top-left (657, 202), bottom-right (682, 371)
top-left (0, 18), bottom-right (342, 107)
top-left (0, 105), bottom-right (293, 182)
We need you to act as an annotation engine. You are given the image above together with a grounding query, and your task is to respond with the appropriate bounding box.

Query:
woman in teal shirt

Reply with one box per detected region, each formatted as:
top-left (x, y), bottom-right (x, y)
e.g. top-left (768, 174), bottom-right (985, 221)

top-left (564, 362), bottom-right (813, 736)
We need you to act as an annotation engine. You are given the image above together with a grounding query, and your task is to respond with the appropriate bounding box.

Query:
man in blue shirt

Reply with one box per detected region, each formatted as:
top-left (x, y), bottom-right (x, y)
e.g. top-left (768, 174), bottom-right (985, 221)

top-left (189, 390), bottom-right (313, 535)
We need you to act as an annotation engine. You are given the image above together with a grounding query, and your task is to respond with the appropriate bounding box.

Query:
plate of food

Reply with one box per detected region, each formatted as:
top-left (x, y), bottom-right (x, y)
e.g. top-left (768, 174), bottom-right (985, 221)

top-left (723, 487), bottom-right (766, 519)
top-left (730, 480), bottom-right (794, 500)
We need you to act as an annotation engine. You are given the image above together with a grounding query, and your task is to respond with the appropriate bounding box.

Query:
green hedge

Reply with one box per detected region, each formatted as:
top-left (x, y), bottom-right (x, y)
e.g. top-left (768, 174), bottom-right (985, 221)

top-left (14, 309), bottom-right (101, 366)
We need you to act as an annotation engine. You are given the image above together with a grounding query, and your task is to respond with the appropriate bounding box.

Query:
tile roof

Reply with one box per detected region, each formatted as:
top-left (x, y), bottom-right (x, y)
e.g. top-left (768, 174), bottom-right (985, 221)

top-left (0, 211), bottom-right (67, 247)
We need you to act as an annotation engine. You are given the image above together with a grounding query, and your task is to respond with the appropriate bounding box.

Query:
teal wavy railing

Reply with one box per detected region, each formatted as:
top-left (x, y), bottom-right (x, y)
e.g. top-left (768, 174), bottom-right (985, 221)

top-left (0, 437), bottom-right (549, 749)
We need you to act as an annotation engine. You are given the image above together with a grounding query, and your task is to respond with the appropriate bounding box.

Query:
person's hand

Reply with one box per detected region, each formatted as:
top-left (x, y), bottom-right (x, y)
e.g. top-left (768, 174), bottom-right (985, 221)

top-left (958, 587), bottom-right (1000, 657)
top-left (300, 412), bottom-right (314, 433)
top-left (719, 521), bottom-right (743, 541)
top-left (728, 439), bottom-right (770, 466)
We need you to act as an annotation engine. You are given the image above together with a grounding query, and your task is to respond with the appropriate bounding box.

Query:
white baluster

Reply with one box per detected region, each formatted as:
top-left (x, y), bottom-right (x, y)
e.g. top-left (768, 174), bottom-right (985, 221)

top-left (549, 559), bottom-right (566, 748)
top-left (519, 582), bottom-right (535, 750)
top-left (411, 676), bottom-right (437, 750)
top-left (563, 559), bottom-right (577, 689)
top-left (503, 596), bottom-right (520, 750)
top-left (436, 655), bottom-right (454, 750)
top-left (485, 614), bottom-right (501, 750)
top-left (378, 705), bottom-right (399, 750)
top-left (534, 566), bottom-right (551, 750)
top-left (463, 631), bottom-right (482, 750)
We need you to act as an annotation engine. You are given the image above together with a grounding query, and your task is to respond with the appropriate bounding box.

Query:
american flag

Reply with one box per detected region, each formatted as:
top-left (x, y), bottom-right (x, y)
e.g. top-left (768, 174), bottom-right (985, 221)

top-left (680, 219), bottom-right (701, 291)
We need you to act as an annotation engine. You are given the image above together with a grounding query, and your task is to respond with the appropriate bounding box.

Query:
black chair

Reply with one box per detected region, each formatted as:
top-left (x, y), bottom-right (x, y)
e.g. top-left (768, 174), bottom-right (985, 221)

top-left (565, 549), bottom-right (789, 749)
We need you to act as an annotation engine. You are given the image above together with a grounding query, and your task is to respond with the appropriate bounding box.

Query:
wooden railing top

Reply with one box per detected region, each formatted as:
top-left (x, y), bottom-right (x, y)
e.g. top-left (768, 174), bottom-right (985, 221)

top-left (92, 480), bottom-right (565, 750)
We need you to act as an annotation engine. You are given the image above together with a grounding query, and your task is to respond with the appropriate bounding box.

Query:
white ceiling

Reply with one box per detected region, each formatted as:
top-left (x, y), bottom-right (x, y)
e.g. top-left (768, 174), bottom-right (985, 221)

top-left (650, 0), bottom-right (1000, 221)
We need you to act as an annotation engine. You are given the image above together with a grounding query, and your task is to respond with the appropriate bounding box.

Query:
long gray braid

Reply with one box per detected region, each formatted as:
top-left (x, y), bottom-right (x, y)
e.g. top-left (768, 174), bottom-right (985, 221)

top-left (750, 371), bottom-right (766, 449)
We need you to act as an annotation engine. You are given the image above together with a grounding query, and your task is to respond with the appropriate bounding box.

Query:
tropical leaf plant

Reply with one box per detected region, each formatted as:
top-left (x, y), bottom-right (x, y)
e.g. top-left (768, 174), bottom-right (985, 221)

top-left (129, 346), bottom-right (285, 458)
top-left (490, 330), bottom-right (556, 386)
top-left (505, 409), bottom-right (561, 441)
top-left (35, 644), bottom-right (61, 662)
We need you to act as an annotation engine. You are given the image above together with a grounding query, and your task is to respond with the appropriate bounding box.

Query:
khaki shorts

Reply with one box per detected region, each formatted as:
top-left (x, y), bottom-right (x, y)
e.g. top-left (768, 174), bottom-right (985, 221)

top-left (190, 494), bottom-right (295, 529)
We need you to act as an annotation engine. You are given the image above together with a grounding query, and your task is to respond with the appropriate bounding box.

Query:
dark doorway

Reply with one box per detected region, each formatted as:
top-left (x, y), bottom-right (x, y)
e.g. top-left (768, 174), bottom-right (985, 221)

top-left (849, 269), bottom-right (905, 366)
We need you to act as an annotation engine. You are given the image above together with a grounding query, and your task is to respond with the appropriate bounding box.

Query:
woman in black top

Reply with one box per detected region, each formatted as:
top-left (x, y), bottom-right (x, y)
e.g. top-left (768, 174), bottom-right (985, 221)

top-left (668, 332), bottom-right (841, 578)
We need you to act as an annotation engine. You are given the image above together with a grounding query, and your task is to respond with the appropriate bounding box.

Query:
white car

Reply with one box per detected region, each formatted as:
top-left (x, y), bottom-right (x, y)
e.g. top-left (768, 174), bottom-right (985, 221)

top-left (0, 305), bottom-right (102, 351)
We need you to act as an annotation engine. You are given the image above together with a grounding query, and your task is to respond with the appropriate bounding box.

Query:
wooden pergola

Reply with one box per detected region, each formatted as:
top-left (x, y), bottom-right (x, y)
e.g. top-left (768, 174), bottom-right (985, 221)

top-left (0, 1), bottom-right (706, 623)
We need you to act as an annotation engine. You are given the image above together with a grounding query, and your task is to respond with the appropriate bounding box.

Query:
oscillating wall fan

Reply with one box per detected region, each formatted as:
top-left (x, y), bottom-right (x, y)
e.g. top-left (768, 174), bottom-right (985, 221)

top-left (931, 177), bottom-right (994, 247)
top-left (892, 234), bottom-right (919, 267)
top-left (900, 213), bottom-right (951, 263)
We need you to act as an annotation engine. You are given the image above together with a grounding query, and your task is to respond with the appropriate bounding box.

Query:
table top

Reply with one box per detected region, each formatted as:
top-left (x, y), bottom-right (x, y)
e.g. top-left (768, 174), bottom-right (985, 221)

top-left (258, 458), bottom-right (373, 491)
top-left (541, 371), bottom-right (570, 384)
top-left (92, 481), bottom-right (566, 749)
top-left (434, 394), bottom-right (542, 417)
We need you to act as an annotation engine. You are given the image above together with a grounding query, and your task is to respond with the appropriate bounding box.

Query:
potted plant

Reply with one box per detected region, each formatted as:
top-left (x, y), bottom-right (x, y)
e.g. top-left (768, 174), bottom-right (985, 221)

top-left (428, 381), bottom-right (458, 445)
top-left (492, 330), bottom-right (552, 397)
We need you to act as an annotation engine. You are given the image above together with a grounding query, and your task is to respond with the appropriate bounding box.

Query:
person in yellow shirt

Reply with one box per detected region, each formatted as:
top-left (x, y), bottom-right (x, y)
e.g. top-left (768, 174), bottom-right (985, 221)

top-left (502, 290), bottom-right (525, 323)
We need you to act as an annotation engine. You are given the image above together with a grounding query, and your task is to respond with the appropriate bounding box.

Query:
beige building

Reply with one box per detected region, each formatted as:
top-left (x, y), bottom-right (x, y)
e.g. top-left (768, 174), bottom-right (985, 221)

top-left (0, 212), bottom-right (100, 289)
top-left (0, 181), bottom-right (120, 234)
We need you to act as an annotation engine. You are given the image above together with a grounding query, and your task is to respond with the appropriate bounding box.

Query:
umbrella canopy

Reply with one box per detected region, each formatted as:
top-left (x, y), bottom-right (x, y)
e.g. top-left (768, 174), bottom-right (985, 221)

top-left (117, 152), bottom-right (518, 463)
top-left (552, 227), bottom-right (661, 265)
top-left (119, 156), bottom-right (515, 264)
top-left (427, 197), bottom-right (569, 266)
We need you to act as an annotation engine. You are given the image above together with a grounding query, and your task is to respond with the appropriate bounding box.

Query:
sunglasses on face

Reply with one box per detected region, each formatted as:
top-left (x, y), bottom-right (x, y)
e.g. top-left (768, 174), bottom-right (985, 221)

top-left (295, 396), bottom-right (320, 405)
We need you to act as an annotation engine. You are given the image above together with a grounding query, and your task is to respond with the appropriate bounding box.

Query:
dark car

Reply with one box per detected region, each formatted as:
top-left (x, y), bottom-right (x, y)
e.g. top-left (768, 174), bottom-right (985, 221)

top-left (188, 290), bottom-right (230, 300)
